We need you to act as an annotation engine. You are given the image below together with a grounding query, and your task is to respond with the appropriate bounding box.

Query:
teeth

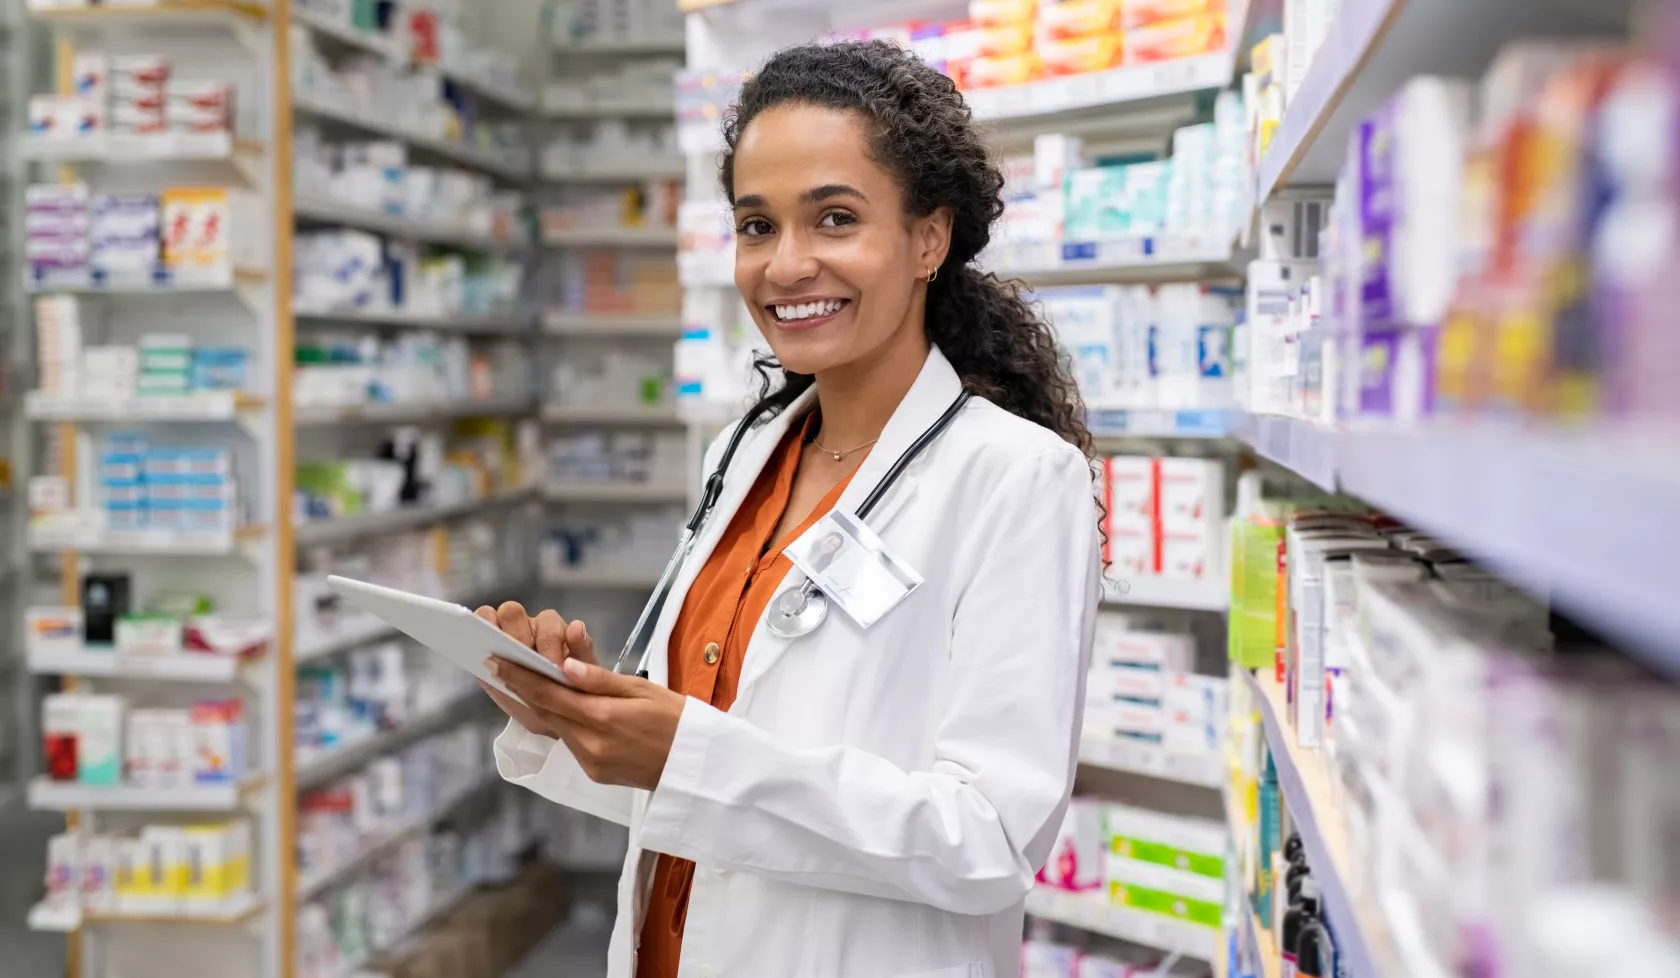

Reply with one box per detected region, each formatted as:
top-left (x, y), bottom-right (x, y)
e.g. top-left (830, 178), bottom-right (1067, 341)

top-left (773, 300), bottom-right (843, 322)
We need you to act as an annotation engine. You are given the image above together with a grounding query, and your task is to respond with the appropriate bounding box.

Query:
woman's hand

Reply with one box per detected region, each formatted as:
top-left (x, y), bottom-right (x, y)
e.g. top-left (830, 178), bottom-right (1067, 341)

top-left (486, 655), bottom-right (687, 791)
top-left (473, 601), bottom-right (598, 739)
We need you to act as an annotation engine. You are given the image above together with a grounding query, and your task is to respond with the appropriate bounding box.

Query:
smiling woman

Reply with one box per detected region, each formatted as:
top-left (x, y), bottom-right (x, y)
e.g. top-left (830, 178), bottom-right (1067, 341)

top-left (477, 39), bottom-right (1104, 978)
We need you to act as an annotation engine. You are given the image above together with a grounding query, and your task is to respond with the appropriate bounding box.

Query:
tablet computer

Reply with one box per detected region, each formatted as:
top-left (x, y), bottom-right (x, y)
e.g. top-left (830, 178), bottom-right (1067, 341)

top-left (325, 575), bottom-right (573, 704)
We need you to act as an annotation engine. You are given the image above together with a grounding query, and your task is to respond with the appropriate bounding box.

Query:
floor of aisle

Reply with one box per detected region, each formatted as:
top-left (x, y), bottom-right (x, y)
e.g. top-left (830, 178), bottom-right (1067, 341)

top-left (505, 873), bottom-right (616, 978)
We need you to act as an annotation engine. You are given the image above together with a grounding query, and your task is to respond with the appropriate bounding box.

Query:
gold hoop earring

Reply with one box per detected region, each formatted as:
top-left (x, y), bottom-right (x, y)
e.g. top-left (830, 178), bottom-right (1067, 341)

top-left (925, 266), bottom-right (939, 283)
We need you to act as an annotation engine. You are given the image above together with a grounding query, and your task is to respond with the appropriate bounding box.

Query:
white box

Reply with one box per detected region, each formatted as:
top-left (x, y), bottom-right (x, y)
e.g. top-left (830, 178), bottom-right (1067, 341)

top-left (1160, 528), bottom-right (1219, 581)
top-left (76, 695), bottom-right (125, 787)
top-left (1094, 619), bottom-right (1196, 671)
top-left (27, 607), bottom-right (83, 656)
top-left (1036, 798), bottom-right (1103, 892)
top-left (1157, 457), bottom-right (1223, 532)
top-left (1102, 456), bottom-right (1155, 530)
top-left (81, 835), bottom-right (117, 913)
top-left (1105, 524), bottom-right (1154, 580)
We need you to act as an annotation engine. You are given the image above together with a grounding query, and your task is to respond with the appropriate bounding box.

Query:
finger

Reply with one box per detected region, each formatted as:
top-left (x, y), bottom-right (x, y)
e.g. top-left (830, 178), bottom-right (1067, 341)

top-left (565, 618), bottom-right (598, 666)
top-left (496, 601), bottom-right (535, 648)
top-left (478, 679), bottom-right (542, 731)
top-left (560, 656), bottom-right (639, 697)
top-left (533, 609), bottom-right (568, 665)
top-left (491, 659), bottom-right (598, 722)
top-left (474, 606), bottom-right (498, 626)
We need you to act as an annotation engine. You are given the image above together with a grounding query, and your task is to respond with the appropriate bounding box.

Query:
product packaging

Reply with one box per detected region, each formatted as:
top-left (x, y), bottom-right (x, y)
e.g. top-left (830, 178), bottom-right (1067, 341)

top-left (1037, 798), bottom-right (1104, 891)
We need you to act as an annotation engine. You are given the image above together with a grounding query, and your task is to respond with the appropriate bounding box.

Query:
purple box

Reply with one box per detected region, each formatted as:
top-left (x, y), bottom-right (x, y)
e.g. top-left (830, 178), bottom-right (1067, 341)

top-left (1357, 112), bottom-right (1398, 334)
top-left (1358, 327), bottom-right (1401, 418)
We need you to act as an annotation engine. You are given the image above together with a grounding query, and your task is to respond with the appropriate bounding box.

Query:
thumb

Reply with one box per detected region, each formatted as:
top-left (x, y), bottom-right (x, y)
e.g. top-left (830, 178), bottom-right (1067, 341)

top-left (560, 655), bottom-right (637, 696)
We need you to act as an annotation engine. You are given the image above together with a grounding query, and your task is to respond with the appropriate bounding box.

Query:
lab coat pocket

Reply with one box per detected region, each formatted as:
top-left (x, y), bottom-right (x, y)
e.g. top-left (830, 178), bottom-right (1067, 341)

top-left (894, 964), bottom-right (987, 978)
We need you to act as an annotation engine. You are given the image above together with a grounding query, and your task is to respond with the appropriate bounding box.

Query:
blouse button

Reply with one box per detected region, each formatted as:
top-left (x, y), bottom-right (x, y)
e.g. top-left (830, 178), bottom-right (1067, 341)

top-left (703, 642), bottom-right (721, 665)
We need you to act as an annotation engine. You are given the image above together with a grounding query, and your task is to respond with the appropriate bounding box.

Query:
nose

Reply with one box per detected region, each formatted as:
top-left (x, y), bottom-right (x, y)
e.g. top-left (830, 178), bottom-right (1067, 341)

top-left (764, 226), bottom-right (819, 289)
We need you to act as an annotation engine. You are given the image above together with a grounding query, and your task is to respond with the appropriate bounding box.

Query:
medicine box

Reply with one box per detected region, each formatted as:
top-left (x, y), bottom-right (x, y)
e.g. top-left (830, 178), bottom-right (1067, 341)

top-left (1103, 803), bottom-right (1227, 880)
top-left (1101, 456), bottom-right (1155, 531)
top-left (27, 606), bottom-right (83, 656)
top-left (181, 821), bottom-right (251, 911)
top-left (1037, 798), bottom-right (1103, 892)
top-left (1105, 855), bottom-right (1224, 927)
top-left (191, 699), bottom-right (245, 784)
top-left (77, 695), bottom-right (125, 786)
top-left (1092, 618), bottom-right (1196, 671)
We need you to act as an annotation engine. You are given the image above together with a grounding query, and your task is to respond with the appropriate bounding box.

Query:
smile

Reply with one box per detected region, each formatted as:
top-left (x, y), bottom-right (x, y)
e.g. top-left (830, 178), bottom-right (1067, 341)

top-left (769, 298), bottom-right (849, 324)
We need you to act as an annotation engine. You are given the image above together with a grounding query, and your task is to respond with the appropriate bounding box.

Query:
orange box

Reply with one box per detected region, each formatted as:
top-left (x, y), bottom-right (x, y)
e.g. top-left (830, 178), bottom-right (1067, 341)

top-left (974, 21), bottom-right (1035, 56)
top-left (1037, 0), bottom-right (1121, 40)
top-left (965, 51), bottom-right (1041, 88)
top-left (1123, 12), bottom-right (1225, 63)
top-left (969, 0), bottom-right (1037, 26)
top-left (1038, 30), bottom-right (1123, 75)
top-left (1120, 0), bottom-right (1221, 30)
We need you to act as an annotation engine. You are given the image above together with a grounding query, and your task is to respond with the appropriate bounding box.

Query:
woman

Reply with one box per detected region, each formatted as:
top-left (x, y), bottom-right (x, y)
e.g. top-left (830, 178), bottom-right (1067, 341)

top-left (478, 40), bottom-right (1102, 978)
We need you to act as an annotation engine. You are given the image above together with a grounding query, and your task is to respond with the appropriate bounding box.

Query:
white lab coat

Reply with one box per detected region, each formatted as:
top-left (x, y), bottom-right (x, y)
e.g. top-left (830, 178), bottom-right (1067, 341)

top-left (495, 345), bottom-right (1101, 978)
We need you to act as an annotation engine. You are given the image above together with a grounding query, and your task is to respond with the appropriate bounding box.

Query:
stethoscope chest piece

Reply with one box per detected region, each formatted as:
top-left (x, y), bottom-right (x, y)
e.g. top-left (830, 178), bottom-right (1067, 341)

top-left (766, 582), bottom-right (828, 639)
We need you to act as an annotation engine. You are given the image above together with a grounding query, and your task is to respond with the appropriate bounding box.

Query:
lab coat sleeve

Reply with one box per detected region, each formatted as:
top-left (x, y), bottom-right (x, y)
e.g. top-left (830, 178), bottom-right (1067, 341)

top-left (637, 448), bottom-right (1099, 915)
top-left (494, 719), bottom-right (636, 826)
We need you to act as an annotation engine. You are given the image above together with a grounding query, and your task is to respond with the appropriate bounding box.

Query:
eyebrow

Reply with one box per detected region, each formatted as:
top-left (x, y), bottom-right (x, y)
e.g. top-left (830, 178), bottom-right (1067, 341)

top-left (732, 184), bottom-right (870, 210)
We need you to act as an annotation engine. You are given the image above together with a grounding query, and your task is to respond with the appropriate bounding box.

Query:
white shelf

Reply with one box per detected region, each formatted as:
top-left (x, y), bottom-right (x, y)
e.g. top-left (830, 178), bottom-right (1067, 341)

top-left (294, 692), bottom-right (479, 790)
top-left (553, 38), bottom-right (685, 56)
top-left (25, 264), bottom-right (264, 294)
top-left (28, 777), bottom-right (258, 812)
top-left (543, 312), bottom-right (684, 338)
top-left (440, 70), bottom-right (537, 113)
top-left (1255, 0), bottom-right (1631, 201)
top-left (293, 92), bottom-right (529, 180)
top-left (24, 390), bottom-right (257, 422)
top-left (293, 488), bottom-right (533, 547)
top-left (23, 131), bottom-right (261, 162)
top-left (1078, 737), bottom-right (1223, 788)
top-left (541, 159), bottom-right (686, 182)
top-left (27, 0), bottom-right (266, 30)
top-left (967, 51), bottom-right (1233, 123)
top-left (1088, 407), bottom-right (1236, 440)
top-left (542, 482), bottom-right (688, 504)
top-left (1104, 576), bottom-right (1228, 612)
top-left (542, 402), bottom-right (681, 426)
top-left (984, 235), bottom-right (1240, 287)
top-left (295, 773), bottom-right (497, 901)
top-left (543, 96), bottom-right (673, 119)
top-left (1023, 885), bottom-right (1218, 963)
top-left (292, 4), bottom-right (398, 58)
top-left (1237, 413), bottom-right (1338, 493)
top-left (541, 567), bottom-right (662, 589)
top-left (28, 893), bottom-right (265, 932)
top-left (543, 226), bottom-right (679, 248)
top-left (293, 396), bottom-right (535, 426)
top-left (27, 645), bottom-right (247, 683)
top-left (28, 524), bottom-right (258, 555)
top-left (294, 194), bottom-right (526, 251)
top-left (294, 306), bottom-right (533, 334)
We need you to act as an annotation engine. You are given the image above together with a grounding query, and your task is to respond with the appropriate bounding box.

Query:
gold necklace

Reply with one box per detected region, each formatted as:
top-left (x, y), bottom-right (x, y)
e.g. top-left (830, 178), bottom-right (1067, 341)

top-left (811, 436), bottom-right (878, 462)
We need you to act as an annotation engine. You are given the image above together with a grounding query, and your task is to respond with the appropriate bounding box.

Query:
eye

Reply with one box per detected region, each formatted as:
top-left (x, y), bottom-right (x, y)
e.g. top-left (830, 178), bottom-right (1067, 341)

top-left (737, 217), bottom-right (773, 237)
top-left (818, 210), bottom-right (857, 229)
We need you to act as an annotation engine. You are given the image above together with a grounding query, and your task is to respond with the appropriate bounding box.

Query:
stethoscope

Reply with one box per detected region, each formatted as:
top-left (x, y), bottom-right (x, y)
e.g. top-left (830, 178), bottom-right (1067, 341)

top-left (613, 390), bottom-right (972, 678)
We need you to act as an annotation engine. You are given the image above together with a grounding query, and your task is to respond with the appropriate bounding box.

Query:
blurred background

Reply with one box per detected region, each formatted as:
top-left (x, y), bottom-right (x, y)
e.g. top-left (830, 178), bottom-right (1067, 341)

top-left (0, 0), bottom-right (1676, 976)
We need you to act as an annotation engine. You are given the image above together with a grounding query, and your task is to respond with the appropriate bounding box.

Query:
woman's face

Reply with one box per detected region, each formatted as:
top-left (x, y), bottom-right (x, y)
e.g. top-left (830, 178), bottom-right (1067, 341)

top-left (731, 104), bottom-right (951, 378)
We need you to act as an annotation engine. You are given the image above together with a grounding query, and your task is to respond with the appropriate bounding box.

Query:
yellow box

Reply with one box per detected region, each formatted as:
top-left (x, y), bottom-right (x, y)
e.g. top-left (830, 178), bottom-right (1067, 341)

top-left (181, 821), bottom-right (252, 911)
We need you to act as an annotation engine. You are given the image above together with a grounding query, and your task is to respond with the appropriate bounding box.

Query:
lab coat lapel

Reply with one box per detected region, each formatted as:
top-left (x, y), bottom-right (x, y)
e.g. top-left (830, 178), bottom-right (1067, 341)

top-left (733, 346), bottom-right (965, 700)
top-left (642, 385), bottom-right (819, 689)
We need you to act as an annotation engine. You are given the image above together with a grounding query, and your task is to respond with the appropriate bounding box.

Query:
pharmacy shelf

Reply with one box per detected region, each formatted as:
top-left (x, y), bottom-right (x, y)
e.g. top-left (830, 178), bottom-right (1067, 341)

top-left (542, 482), bottom-right (689, 504)
top-left (543, 312), bottom-right (685, 338)
top-left (968, 51), bottom-right (1233, 124)
top-left (27, 524), bottom-right (265, 556)
top-left (541, 567), bottom-right (663, 589)
top-left (1244, 670), bottom-right (1386, 978)
top-left (25, 264), bottom-right (265, 294)
top-left (442, 70), bottom-right (537, 114)
top-left (293, 691), bottom-right (481, 791)
top-left (293, 396), bottom-right (536, 426)
top-left (295, 772), bottom-right (498, 901)
top-left (1254, 0), bottom-right (1631, 203)
top-left (26, 645), bottom-right (249, 683)
top-left (1024, 885), bottom-right (1218, 963)
top-left (985, 237), bottom-right (1241, 287)
top-left (553, 38), bottom-right (685, 57)
top-left (542, 226), bottom-right (679, 248)
top-left (27, 776), bottom-right (262, 813)
top-left (26, 0), bottom-right (266, 29)
top-left (24, 391), bottom-right (261, 422)
top-left (1104, 576), bottom-right (1229, 612)
top-left (324, 880), bottom-right (478, 978)
top-left (1089, 408), bottom-right (1236, 440)
top-left (293, 306), bottom-right (535, 334)
top-left (294, 194), bottom-right (527, 251)
top-left (543, 96), bottom-right (674, 119)
top-left (1333, 426), bottom-right (1680, 677)
top-left (1247, 910), bottom-right (1281, 978)
top-left (541, 159), bottom-right (686, 182)
top-left (291, 4), bottom-right (397, 58)
top-left (27, 893), bottom-right (266, 933)
top-left (1078, 737), bottom-right (1223, 789)
top-left (293, 92), bottom-right (529, 181)
top-left (22, 132), bottom-right (263, 163)
top-left (293, 487), bottom-right (534, 547)
top-left (541, 402), bottom-right (682, 426)
top-left (1236, 414), bottom-right (1338, 493)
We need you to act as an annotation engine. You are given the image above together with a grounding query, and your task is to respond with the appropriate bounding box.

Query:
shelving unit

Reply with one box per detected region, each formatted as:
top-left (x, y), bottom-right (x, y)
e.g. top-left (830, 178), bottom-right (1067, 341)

top-left (1025, 885), bottom-right (1219, 964)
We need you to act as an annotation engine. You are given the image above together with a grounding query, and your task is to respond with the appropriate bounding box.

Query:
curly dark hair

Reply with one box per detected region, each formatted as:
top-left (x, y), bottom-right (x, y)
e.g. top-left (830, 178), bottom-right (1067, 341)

top-left (719, 40), bottom-right (1095, 463)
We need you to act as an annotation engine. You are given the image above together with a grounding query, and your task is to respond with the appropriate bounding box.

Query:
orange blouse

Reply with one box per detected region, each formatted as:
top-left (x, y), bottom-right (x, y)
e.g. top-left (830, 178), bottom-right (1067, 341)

top-left (637, 412), bottom-right (863, 978)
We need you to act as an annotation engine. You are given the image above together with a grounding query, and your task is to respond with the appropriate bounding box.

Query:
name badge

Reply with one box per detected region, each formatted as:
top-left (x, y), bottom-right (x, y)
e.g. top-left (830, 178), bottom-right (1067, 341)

top-left (784, 509), bottom-right (922, 630)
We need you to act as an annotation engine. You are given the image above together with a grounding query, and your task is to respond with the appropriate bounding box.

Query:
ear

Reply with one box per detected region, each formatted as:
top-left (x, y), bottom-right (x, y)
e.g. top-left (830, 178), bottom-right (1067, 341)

top-left (913, 206), bottom-right (954, 278)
